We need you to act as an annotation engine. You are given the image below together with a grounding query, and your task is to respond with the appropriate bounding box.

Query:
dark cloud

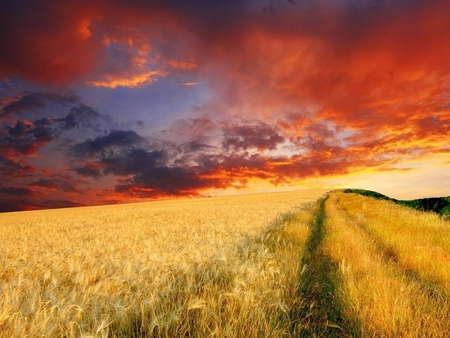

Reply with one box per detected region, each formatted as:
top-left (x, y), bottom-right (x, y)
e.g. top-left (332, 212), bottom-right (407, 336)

top-left (222, 122), bottom-right (285, 151)
top-left (0, 102), bottom-right (105, 164)
top-left (56, 104), bottom-right (101, 130)
top-left (31, 123), bottom-right (55, 142)
top-left (74, 163), bottom-right (103, 179)
top-left (0, 156), bottom-right (17, 169)
top-left (70, 139), bottom-right (253, 196)
top-left (7, 120), bottom-right (31, 137)
top-left (1, 92), bottom-right (79, 116)
top-left (102, 148), bottom-right (167, 176)
top-left (0, 186), bottom-right (37, 197)
top-left (180, 140), bottom-right (215, 153)
top-left (1, 119), bottom-right (58, 156)
top-left (6, 119), bottom-right (55, 143)
top-left (113, 164), bottom-right (227, 197)
top-left (64, 118), bottom-right (373, 199)
top-left (71, 130), bottom-right (145, 157)
top-left (40, 199), bottom-right (87, 209)
top-left (0, 197), bottom-right (87, 213)
top-left (80, 144), bottom-right (272, 197)
top-left (0, 155), bottom-right (35, 177)
top-left (31, 173), bottom-right (80, 193)
top-left (80, 146), bottom-right (209, 196)
top-left (0, 101), bottom-right (109, 204)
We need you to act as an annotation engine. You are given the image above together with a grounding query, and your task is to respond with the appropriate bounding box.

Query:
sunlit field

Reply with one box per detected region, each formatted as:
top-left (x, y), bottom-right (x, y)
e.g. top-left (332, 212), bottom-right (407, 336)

top-left (2, 189), bottom-right (450, 337)
top-left (324, 192), bottom-right (450, 337)
top-left (0, 189), bottom-right (324, 337)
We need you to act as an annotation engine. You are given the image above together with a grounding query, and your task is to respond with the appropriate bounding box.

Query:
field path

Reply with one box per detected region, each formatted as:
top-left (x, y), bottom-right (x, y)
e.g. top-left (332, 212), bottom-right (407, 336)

top-left (292, 195), bottom-right (361, 337)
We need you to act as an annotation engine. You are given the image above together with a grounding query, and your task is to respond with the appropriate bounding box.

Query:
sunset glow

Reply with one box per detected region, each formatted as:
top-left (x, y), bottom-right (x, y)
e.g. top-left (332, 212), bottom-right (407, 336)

top-left (0, 0), bottom-right (449, 212)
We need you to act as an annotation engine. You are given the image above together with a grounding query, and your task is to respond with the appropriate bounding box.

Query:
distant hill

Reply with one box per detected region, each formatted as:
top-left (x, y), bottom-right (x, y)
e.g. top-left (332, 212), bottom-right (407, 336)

top-left (344, 189), bottom-right (450, 219)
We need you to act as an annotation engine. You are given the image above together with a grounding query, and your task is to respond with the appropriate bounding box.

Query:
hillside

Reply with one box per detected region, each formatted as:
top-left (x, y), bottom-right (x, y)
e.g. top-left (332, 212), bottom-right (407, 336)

top-left (344, 188), bottom-right (450, 218)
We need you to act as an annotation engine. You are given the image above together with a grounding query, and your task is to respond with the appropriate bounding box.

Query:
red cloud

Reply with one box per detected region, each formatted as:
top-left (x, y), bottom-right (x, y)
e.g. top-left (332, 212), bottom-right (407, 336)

top-left (0, 1), bottom-right (182, 85)
top-left (1, 0), bottom-right (450, 211)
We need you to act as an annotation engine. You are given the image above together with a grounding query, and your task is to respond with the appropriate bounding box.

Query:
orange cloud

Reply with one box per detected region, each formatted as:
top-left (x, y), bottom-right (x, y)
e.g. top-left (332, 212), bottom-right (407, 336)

top-left (77, 19), bottom-right (92, 40)
top-left (1, 0), bottom-right (450, 211)
top-left (178, 82), bottom-right (198, 86)
top-left (87, 70), bottom-right (167, 88)
top-left (167, 60), bottom-right (198, 70)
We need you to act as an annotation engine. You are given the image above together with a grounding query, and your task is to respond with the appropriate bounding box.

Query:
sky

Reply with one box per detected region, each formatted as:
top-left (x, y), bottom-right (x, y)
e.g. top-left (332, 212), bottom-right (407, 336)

top-left (0, 0), bottom-right (449, 212)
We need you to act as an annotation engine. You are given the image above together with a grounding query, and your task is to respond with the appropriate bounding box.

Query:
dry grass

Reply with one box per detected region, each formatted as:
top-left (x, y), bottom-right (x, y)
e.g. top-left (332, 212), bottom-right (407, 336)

top-left (338, 191), bottom-right (450, 293)
top-left (0, 189), bottom-right (323, 338)
top-left (324, 192), bottom-right (450, 337)
top-left (4, 188), bottom-right (449, 337)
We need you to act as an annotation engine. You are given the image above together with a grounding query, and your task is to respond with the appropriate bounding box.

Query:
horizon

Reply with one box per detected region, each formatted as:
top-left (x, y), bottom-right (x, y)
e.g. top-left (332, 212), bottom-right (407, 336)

top-left (1, 0), bottom-right (449, 212)
top-left (1, 187), bottom-right (448, 215)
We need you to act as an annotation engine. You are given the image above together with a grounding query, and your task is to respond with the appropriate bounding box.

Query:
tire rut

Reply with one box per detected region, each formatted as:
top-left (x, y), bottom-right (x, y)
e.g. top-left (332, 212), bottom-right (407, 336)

top-left (290, 195), bottom-right (361, 337)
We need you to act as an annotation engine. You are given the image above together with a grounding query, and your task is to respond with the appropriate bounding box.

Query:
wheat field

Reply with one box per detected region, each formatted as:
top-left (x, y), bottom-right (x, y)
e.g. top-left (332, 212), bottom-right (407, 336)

top-left (323, 192), bottom-right (450, 337)
top-left (3, 189), bottom-right (450, 338)
top-left (0, 189), bottom-right (324, 337)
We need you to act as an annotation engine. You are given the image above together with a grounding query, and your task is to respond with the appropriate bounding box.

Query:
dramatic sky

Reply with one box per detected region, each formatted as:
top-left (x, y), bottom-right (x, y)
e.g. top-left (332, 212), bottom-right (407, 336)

top-left (1, 0), bottom-right (449, 212)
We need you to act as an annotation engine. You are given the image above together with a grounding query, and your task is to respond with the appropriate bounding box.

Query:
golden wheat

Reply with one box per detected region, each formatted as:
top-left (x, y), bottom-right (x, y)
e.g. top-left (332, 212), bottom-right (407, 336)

top-left (324, 192), bottom-right (450, 337)
top-left (0, 189), bottom-right (323, 337)
top-left (337, 192), bottom-right (450, 293)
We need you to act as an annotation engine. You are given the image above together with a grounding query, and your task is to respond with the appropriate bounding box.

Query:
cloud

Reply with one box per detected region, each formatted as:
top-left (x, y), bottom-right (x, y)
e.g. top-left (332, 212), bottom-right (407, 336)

top-left (0, 102), bottom-right (104, 178)
top-left (68, 127), bottom-right (270, 197)
top-left (1, 0), bottom-right (450, 211)
top-left (2, 0), bottom-right (449, 106)
top-left (31, 173), bottom-right (81, 193)
top-left (71, 129), bottom-right (145, 157)
top-left (110, 150), bottom-right (233, 196)
top-left (0, 186), bottom-right (37, 197)
top-left (222, 122), bottom-right (285, 151)
top-left (56, 104), bottom-right (101, 130)
top-left (0, 1), bottom-right (101, 84)
top-left (86, 70), bottom-right (167, 88)
top-left (162, 118), bottom-right (218, 150)
top-left (72, 145), bottom-right (222, 197)
top-left (180, 140), bottom-right (215, 153)
top-left (0, 197), bottom-right (87, 213)
top-left (178, 82), bottom-right (198, 86)
top-left (63, 112), bottom-right (445, 202)
top-left (0, 155), bottom-right (35, 177)
top-left (1, 120), bottom-right (57, 156)
top-left (0, 0), bottom-right (274, 86)
top-left (1, 93), bottom-right (79, 116)
top-left (74, 162), bottom-right (103, 179)
top-left (167, 60), bottom-right (197, 70)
